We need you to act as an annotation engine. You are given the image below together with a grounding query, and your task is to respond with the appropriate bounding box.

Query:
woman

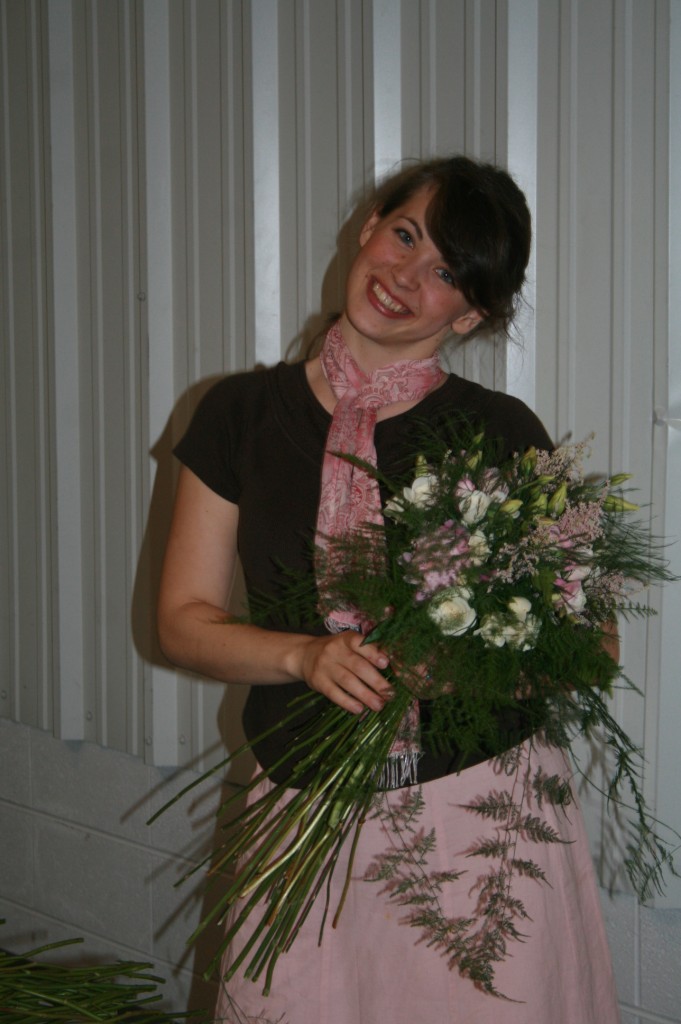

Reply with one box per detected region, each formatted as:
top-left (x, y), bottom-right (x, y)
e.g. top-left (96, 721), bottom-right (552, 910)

top-left (158, 156), bottom-right (620, 1022)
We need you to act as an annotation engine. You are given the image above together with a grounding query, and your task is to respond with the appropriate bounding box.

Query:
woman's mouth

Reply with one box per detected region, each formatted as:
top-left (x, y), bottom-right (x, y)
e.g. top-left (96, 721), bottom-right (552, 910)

top-left (368, 278), bottom-right (412, 317)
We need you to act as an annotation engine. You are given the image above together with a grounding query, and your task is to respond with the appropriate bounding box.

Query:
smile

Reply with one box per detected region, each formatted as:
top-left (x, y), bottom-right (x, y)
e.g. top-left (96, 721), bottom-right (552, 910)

top-left (369, 279), bottom-right (412, 317)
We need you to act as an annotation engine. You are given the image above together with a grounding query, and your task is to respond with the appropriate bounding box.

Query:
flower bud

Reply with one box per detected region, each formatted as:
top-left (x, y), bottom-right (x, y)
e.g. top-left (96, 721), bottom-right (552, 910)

top-left (609, 472), bottom-right (633, 487)
top-left (529, 492), bottom-right (548, 513)
top-left (520, 447), bottom-right (537, 475)
top-left (548, 482), bottom-right (568, 516)
top-left (414, 454), bottom-right (430, 478)
top-left (499, 498), bottom-right (523, 517)
top-left (603, 494), bottom-right (639, 513)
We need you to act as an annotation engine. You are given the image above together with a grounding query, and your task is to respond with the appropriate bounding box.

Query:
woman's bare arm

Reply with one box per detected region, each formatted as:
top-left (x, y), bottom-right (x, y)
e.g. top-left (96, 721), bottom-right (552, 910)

top-left (157, 467), bottom-right (393, 714)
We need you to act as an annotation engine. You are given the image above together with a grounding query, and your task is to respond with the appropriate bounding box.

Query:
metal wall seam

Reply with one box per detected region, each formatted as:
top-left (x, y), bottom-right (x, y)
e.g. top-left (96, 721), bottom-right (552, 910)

top-left (143, 0), bottom-right (181, 766)
top-left (48, 0), bottom-right (85, 740)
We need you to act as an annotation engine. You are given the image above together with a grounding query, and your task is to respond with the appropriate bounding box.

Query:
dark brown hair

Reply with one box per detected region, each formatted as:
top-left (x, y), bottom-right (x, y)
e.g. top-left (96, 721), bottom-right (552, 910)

top-left (369, 155), bottom-right (531, 337)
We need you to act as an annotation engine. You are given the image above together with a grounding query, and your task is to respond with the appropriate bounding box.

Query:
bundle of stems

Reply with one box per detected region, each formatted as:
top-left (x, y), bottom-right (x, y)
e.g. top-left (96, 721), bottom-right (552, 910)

top-left (0, 933), bottom-right (205, 1023)
top-left (151, 686), bottom-right (414, 994)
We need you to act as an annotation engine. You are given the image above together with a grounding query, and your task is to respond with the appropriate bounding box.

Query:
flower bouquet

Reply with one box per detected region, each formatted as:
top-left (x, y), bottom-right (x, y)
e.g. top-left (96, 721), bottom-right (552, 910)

top-left (152, 427), bottom-right (677, 996)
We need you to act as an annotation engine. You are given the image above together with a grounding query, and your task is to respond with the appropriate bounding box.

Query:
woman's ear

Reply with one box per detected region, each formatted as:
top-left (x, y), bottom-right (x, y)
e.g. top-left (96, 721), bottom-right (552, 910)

top-left (450, 308), bottom-right (484, 336)
top-left (359, 209), bottom-right (380, 247)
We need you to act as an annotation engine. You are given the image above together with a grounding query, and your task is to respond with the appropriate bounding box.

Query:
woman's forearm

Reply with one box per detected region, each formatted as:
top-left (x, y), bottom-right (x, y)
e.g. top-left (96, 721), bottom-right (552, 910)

top-left (157, 600), bottom-right (316, 686)
top-left (157, 599), bottom-right (393, 714)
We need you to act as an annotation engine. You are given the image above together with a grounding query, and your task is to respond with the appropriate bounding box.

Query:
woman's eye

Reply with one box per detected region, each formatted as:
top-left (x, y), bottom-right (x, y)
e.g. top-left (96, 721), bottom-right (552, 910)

top-left (437, 268), bottom-right (455, 286)
top-left (395, 228), bottom-right (413, 246)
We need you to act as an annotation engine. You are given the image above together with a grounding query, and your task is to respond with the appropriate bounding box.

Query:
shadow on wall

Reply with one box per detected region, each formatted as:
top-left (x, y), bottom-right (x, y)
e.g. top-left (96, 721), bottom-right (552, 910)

top-left (130, 375), bottom-right (260, 1014)
top-left (130, 370), bottom-right (260, 762)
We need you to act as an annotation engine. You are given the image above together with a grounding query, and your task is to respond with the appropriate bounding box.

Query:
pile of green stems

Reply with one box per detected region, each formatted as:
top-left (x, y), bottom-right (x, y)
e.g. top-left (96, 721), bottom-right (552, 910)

top-left (0, 936), bottom-right (203, 1022)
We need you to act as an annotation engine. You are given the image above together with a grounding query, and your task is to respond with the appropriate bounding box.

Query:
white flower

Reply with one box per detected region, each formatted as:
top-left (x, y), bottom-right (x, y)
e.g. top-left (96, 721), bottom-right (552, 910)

top-left (476, 613), bottom-right (507, 647)
top-left (459, 489), bottom-right (492, 525)
top-left (503, 614), bottom-right (541, 651)
top-left (427, 587), bottom-right (476, 637)
top-left (404, 474), bottom-right (439, 507)
top-left (508, 596), bottom-right (532, 621)
top-left (385, 474), bottom-right (438, 516)
top-left (566, 565), bottom-right (590, 582)
top-left (476, 601), bottom-right (540, 651)
top-left (468, 529), bottom-right (491, 565)
top-left (564, 558), bottom-right (592, 583)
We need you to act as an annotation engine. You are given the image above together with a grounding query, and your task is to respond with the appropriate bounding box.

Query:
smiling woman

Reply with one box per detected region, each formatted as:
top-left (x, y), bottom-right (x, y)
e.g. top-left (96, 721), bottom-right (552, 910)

top-left (157, 155), bottom-right (621, 1023)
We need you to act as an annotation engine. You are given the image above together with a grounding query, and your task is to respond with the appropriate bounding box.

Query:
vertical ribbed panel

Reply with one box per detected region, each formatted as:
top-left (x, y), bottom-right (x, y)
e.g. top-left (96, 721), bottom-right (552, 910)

top-left (48, 0), bottom-right (86, 740)
top-left (656, 0), bottom-right (681, 909)
top-left (0, 0), bottom-right (52, 731)
top-left (533, 0), bottom-right (673, 891)
top-left (75, 1), bottom-right (145, 753)
top-left (505, 0), bottom-right (538, 409)
top-left (49, 0), bottom-right (147, 746)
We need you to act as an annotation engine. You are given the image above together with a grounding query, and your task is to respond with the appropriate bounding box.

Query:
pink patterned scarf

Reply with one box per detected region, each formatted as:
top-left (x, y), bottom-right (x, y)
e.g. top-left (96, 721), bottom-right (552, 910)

top-left (315, 321), bottom-right (443, 787)
top-left (316, 320), bottom-right (443, 628)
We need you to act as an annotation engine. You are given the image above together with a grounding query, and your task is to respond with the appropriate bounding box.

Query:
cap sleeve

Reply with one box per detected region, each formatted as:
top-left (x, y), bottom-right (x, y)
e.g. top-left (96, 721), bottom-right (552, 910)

top-left (173, 377), bottom-right (242, 503)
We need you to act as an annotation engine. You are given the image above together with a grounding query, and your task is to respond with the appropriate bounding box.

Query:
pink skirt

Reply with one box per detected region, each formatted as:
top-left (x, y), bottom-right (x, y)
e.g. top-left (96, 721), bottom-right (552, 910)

top-left (214, 737), bottom-right (620, 1023)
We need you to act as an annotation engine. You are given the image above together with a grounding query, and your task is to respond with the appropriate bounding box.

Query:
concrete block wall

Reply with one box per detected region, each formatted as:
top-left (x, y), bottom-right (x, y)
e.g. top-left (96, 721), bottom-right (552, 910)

top-left (0, 717), bottom-right (229, 1016)
top-left (600, 889), bottom-right (681, 1024)
top-left (2, 715), bottom-right (681, 1021)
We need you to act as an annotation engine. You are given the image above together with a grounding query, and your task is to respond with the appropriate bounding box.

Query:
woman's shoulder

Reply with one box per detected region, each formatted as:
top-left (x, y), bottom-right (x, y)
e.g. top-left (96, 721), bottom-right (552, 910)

top-left (437, 373), bottom-right (553, 451)
top-left (174, 361), bottom-right (308, 500)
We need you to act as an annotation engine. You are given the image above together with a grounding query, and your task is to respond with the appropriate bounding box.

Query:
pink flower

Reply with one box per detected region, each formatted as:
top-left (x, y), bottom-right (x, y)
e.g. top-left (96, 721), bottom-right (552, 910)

top-left (403, 520), bottom-right (477, 601)
top-left (480, 468), bottom-right (510, 503)
top-left (455, 476), bottom-right (476, 497)
top-left (552, 576), bottom-right (588, 616)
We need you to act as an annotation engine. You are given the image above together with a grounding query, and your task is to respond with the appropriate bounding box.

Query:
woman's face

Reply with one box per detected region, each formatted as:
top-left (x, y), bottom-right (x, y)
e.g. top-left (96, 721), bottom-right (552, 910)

top-left (341, 187), bottom-right (482, 366)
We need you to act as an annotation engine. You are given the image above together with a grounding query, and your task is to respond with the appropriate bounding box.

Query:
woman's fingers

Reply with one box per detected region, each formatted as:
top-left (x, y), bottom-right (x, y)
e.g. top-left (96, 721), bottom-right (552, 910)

top-left (300, 632), bottom-right (393, 713)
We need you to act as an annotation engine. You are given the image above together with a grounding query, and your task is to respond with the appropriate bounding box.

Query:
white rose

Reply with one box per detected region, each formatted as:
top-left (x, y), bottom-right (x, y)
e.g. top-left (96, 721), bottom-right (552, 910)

top-left (508, 596), bottom-right (532, 621)
top-left (476, 613), bottom-right (507, 647)
top-left (477, 608), bottom-right (540, 651)
top-left (468, 529), bottom-right (490, 565)
top-left (428, 587), bottom-right (476, 637)
top-left (459, 490), bottom-right (492, 525)
top-left (504, 614), bottom-right (541, 651)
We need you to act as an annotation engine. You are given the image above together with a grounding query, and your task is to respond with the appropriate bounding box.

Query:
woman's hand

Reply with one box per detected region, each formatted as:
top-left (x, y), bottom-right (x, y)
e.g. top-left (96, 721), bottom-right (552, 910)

top-left (295, 631), bottom-right (394, 714)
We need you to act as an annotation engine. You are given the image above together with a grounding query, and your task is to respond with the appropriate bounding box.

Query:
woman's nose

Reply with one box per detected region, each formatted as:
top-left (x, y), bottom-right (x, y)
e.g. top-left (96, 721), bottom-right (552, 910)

top-left (392, 255), bottom-right (422, 290)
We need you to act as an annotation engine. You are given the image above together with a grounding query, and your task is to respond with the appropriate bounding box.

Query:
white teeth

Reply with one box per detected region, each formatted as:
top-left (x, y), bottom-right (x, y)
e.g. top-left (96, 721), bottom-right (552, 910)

top-left (372, 280), bottom-right (409, 314)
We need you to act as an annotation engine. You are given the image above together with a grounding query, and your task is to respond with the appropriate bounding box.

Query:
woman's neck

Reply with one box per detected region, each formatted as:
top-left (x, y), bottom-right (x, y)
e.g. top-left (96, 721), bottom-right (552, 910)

top-left (336, 312), bottom-right (446, 372)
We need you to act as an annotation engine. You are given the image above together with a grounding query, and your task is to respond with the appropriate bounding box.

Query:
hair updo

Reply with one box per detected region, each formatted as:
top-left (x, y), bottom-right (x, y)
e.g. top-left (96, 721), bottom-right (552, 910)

top-left (368, 155), bottom-right (531, 337)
